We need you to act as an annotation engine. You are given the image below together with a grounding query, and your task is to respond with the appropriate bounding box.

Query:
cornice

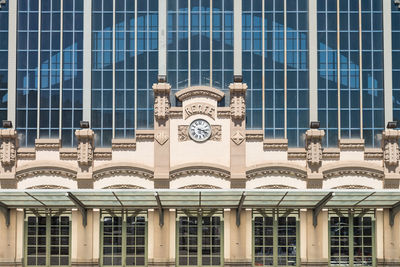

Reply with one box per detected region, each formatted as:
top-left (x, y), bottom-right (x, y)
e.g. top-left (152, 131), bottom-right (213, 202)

top-left (339, 139), bottom-right (365, 150)
top-left (94, 148), bottom-right (112, 160)
top-left (263, 139), bottom-right (288, 150)
top-left (217, 107), bottom-right (231, 117)
top-left (16, 162), bottom-right (77, 180)
top-left (93, 163), bottom-right (154, 180)
top-left (179, 184), bottom-right (221, 189)
top-left (35, 139), bottom-right (61, 149)
top-left (322, 162), bottom-right (384, 180)
top-left (17, 147), bottom-right (36, 159)
top-left (287, 148), bottom-right (307, 160)
top-left (103, 184), bottom-right (145, 189)
top-left (170, 107), bottom-right (183, 118)
top-left (170, 164), bottom-right (230, 180)
top-left (246, 130), bottom-right (264, 141)
top-left (246, 163), bottom-right (307, 180)
top-left (364, 148), bottom-right (383, 160)
top-left (59, 148), bottom-right (78, 160)
top-left (332, 185), bottom-right (373, 189)
top-left (112, 139), bottom-right (136, 150)
top-left (175, 86), bottom-right (225, 102)
top-left (136, 130), bottom-right (154, 141)
top-left (322, 148), bottom-right (340, 160)
top-left (256, 184), bottom-right (297, 189)
top-left (27, 185), bottom-right (69, 189)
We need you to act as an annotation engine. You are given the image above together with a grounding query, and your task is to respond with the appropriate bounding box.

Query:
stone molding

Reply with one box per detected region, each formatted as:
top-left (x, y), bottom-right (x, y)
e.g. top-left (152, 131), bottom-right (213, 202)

top-left (111, 139), bottom-right (136, 150)
top-left (103, 184), bottom-right (145, 189)
top-left (136, 130), bottom-right (154, 141)
top-left (178, 125), bottom-right (221, 142)
top-left (153, 82), bottom-right (171, 120)
top-left (246, 163), bottom-right (307, 180)
top-left (170, 164), bottom-right (230, 180)
top-left (154, 132), bottom-right (169, 145)
top-left (35, 138), bottom-right (61, 150)
top-left (321, 162), bottom-right (384, 179)
top-left (75, 129), bottom-right (94, 166)
top-left (17, 147), bottom-right (36, 159)
top-left (16, 161), bottom-right (77, 180)
top-left (93, 163), bottom-right (154, 180)
top-left (288, 148), bottom-right (307, 160)
top-left (93, 148), bottom-right (112, 160)
top-left (246, 130), bottom-right (263, 141)
top-left (256, 184), bottom-right (297, 189)
top-left (263, 139), bottom-right (288, 150)
top-left (322, 148), bottom-right (340, 160)
top-left (0, 129), bottom-right (17, 167)
top-left (169, 107), bottom-right (183, 118)
top-left (175, 86), bottom-right (225, 102)
top-left (231, 131), bottom-right (245, 145)
top-left (382, 129), bottom-right (400, 166)
top-left (229, 82), bottom-right (247, 120)
top-left (339, 139), bottom-right (365, 150)
top-left (305, 129), bottom-right (324, 166)
top-left (332, 185), bottom-right (373, 189)
top-left (179, 184), bottom-right (221, 189)
top-left (27, 185), bottom-right (69, 189)
top-left (364, 148), bottom-right (384, 160)
top-left (217, 107), bottom-right (231, 117)
top-left (59, 148), bottom-right (78, 160)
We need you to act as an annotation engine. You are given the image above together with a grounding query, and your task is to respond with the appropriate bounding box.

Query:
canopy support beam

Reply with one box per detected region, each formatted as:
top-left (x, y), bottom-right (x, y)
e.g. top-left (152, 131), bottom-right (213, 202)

top-left (313, 192), bottom-right (334, 227)
top-left (0, 201), bottom-right (10, 227)
top-left (390, 201), bottom-right (400, 226)
top-left (155, 192), bottom-right (164, 227)
top-left (236, 192), bottom-right (246, 227)
top-left (66, 192), bottom-right (87, 227)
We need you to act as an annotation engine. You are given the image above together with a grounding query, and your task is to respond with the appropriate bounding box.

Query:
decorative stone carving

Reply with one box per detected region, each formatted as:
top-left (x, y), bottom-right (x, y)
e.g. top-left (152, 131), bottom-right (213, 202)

top-left (382, 129), bottom-right (400, 166)
top-left (217, 107), bottom-right (231, 118)
top-left (75, 129), bottom-right (94, 166)
top-left (112, 139), bottom-right (136, 150)
top-left (322, 148), bottom-right (340, 160)
top-left (229, 83), bottom-right (247, 120)
top-left (332, 185), bottom-right (373, 190)
top-left (35, 139), bottom-right (61, 150)
top-left (17, 148), bottom-right (36, 159)
top-left (339, 139), bottom-right (365, 150)
top-left (180, 184), bottom-right (221, 189)
top-left (323, 168), bottom-right (384, 179)
top-left (263, 139), bottom-right (288, 150)
top-left (246, 166), bottom-right (307, 180)
top-left (364, 148), bottom-right (383, 160)
top-left (153, 82), bottom-right (171, 120)
top-left (59, 148), bottom-right (78, 160)
top-left (184, 102), bottom-right (216, 120)
top-left (94, 148), bottom-right (112, 160)
top-left (93, 167), bottom-right (153, 180)
top-left (175, 86), bottom-right (225, 102)
top-left (305, 129), bottom-right (325, 166)
top-left (170, 107), bottom-right (183, 118)
top-left (231, 131), bottom-right (245, 145)
top-left (178, 125), bottom-right (221, 142)
top-left (155, 132), bottom-right (169, 145)
top-left (16, 168), bottom-right (77, 180)
top-left (246, 130), bottom-right (264, 141)
top-left (0, 129), bottom-right (17, 166)
top-left (256, 185), bottom-right (296, 189)
top-left (136, 130), bottom-right (154, 141)
top-left (27, 185), bottom-right (69, 189)
top-left (287, 148), bottom-right (307, 160)
top-left (170, 166), bottom-right (230, 180)
top-left (104, 184), bottom-right (145, 189)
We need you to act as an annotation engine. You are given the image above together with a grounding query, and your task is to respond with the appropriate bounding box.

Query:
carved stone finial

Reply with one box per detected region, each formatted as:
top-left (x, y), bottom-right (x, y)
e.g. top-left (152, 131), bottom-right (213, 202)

top-left (382, 129), bottom-right (400, 166)
top-left (75, 129), bottom-right (94, 166)
top-left (153, 82), bottom-right (171, 120)
top-left (0, 129), bottom-right (17, 167)
top-left (229, 82), bottom-right (247, 120)
top-left (305, 129), bottom-right (325, 166)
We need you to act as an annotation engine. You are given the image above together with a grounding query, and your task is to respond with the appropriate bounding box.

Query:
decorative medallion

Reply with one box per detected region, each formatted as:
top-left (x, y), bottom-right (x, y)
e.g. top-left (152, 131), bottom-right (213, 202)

top-left (155, 131), bottom-right (169, 145)
top-left (231, 131), bottom-right (245, 145)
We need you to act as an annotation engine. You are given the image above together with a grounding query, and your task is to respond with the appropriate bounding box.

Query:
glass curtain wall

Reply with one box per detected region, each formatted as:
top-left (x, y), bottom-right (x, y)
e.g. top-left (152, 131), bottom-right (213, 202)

top-left (92, 0), bottom-right (157, 147)
top-left (329, 210), bottom-right (375, 267)
top-left (16, 0), bottom-right (83, 147)
top-left (393, 1), bottom-right (400, 121)
top-left (243, 0), bottom-right (308, 147)
top-left (253, 210), bottom-right (299, 267)
top-left (25, 212), bottom-right (71, 267)
top-left (167, 0), bottom-right (233, 105)
top-left (0, 2), bottom-right (7, 122)
top-left (177, 211), bottom-right (223, 267)
top-left (317, 0), bottom-right (384, 148)
top-left (100, 211), bottom-right (147, 266)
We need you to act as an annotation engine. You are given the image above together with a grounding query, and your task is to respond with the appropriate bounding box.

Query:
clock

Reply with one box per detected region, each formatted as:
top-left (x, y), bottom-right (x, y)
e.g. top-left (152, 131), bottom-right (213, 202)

top-left (189, 119), bottom-right (212, 142)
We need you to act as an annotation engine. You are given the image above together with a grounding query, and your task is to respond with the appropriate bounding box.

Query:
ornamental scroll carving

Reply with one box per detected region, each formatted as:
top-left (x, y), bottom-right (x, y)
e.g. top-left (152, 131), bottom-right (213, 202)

top-left (305, 129), bottom-right (325, 166)
top-left (153, 83), bottom-right (171, 120)
top-left (0, 129), bottom-right (17, 166)
top-left (75, 129), bottom-right (94, 166)
top-left (178, 125), bottom-right (221, 142)
top-left (382, 129), bottom-right (400, 166)
top-left (229, 83), bottom-right (247, 120)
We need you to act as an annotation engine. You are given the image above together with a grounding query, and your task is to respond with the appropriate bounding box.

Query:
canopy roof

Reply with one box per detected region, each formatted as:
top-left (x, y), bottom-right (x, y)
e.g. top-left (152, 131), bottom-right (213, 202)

top-left (0, 189), bottom-right (399, 209)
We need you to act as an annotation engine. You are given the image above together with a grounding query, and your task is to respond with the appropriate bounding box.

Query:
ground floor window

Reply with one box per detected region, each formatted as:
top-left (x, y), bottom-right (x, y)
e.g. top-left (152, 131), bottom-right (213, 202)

top-left (253, 210), bottom-right (299, 267)
top-left (101, 211), bottom-right (147, 266)
top-left (329, 210), bottom-right (375, 266)
top-left (25, 211), bottom-right (71, 266)
top-left (177, 210), bottom-right (223, 266)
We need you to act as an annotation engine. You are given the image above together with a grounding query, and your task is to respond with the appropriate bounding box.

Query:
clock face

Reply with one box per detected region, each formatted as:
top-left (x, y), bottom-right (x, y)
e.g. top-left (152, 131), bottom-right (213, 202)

top-left (189, 119), bottom-right (212, 142)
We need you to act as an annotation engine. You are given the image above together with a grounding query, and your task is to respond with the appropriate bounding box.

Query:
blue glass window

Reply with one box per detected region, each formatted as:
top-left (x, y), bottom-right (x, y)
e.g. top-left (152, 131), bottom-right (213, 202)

top-left (0, 2), bottom-right (8, 124)
top-left (393, 2), bottom-right (400, 130)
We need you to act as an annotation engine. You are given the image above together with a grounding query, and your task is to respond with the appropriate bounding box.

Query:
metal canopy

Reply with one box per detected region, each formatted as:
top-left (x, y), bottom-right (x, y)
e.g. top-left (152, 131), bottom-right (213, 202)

top-left (0, 189), bottom-right (400, 210)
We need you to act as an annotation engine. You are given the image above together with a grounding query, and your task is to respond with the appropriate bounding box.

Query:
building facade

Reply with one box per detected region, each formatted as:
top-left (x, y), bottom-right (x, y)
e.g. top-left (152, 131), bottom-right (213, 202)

top-left (0, 0), bottom-right (400, 267)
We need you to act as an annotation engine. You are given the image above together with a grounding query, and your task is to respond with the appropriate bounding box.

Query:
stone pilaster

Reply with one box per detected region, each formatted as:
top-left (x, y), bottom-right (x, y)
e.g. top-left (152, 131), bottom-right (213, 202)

top-left (305, 129), bottom-right (325, 188)
top-left (229, 81), bottom-right (247, 188)
top-left (153, 81), bottom-right (171, 189)
top-left (0, 129), bottom-right (18, 188)
top-left (75, 129), bottom-right (94, 188)
top-left (382, 129), bottom-right (400, 188)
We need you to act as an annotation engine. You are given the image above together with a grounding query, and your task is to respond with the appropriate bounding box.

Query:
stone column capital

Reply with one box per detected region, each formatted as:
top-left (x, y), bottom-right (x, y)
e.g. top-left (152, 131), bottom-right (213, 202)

top-left (153, 82), bottom-right (171, 121)
top-left (229, 82), bottom-right (247, 121)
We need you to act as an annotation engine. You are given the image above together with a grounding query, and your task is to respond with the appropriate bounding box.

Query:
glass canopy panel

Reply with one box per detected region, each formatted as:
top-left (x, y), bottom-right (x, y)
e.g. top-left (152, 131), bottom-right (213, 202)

top-left (279, 192), bottom-right (328, 207)
top-left (200, 191), bottom-right (243, 207)
top-left (71, 192), bottom-right (121, 207)
top-left (0, 192), bottom-right (40, 207)
top-left (114, 191), bottom-right (158, 207)
top-left (158, 191), bottom-right (200, 207)
top-left (243, 192), bottom-right (287, 207)
top-left (28, 192), bottom-right (75, 207)
top-left (327, 192), bottom-right (375, 207)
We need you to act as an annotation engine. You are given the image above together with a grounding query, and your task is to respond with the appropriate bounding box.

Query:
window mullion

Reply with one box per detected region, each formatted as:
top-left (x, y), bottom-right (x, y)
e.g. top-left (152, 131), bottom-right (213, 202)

top-left (349, 213), bottom-right (354, 267)
top-left (273, 210), bottom-right (278, 267)
top-left (198, 213), bottom-right (201, 267)
top-left (46, 215), bottom-right (51, 267)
